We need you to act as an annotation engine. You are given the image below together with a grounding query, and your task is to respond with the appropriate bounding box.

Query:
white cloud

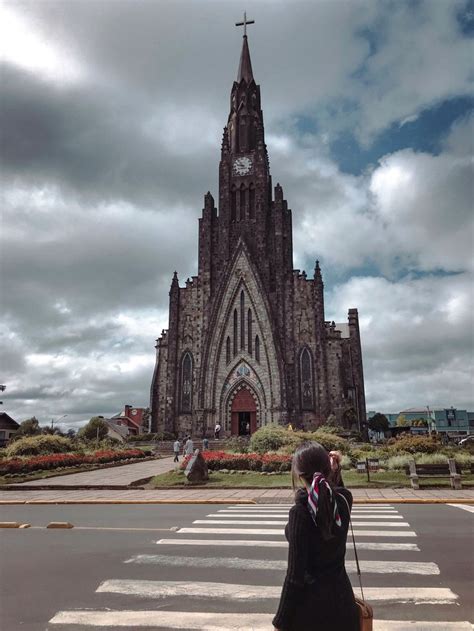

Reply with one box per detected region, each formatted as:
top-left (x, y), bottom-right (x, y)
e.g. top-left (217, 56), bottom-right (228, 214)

top-left (0, 3), bottom-right (84, 83)
top-left (326, 273), bottom-right (474, 411)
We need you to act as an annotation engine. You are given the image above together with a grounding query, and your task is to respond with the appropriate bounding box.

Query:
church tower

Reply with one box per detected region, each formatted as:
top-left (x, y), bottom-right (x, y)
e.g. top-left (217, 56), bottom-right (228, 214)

top-left (150, 20), bottom-right (366, 437)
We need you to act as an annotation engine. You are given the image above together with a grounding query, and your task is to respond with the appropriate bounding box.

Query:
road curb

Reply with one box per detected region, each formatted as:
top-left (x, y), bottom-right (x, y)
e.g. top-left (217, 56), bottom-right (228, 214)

top-left (0, 498), bottom-right (472, 505)
top-left (0, 499), bottom-right (259, 505)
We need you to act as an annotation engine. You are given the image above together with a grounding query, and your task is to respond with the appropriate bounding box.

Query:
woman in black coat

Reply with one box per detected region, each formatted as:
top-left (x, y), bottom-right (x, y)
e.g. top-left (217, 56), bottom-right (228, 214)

top-left (273, 442), bottom-right (359, 631)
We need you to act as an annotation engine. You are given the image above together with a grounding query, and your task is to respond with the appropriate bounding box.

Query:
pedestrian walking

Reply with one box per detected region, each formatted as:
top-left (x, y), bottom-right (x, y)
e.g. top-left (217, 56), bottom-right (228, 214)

top-left (214, 423), bottom-right (221, 439)
top-left (273, 441), bottom-right (358, 631)
top-left (184, 436), bottom-right (194, 456)
top-left (173, 438), bottom-right (180, 463)
top-left (202, 437), bottom-right (209, 450)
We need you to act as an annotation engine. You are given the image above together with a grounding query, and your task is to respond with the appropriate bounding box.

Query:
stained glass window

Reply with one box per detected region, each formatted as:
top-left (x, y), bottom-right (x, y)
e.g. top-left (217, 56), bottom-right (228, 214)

top-left (300, 348), bottom-right (314, 410)
top-left (181, 352), bottom-right (193, 413)
top-left (226, 336), bottom-right (231, 364)
top-left (255, 335), bottom-right (260, 362)
top-left (247, 309), bottom-right (252, 355)
top-left (233, 309), bottom-right (238, 355)
top-left (240, 291), bottom-right (245, 350)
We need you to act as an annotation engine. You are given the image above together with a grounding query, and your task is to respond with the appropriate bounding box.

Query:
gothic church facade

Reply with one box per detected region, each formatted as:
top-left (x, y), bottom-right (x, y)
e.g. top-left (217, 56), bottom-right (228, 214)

top-left (150, 34), bottom-right (366, 437)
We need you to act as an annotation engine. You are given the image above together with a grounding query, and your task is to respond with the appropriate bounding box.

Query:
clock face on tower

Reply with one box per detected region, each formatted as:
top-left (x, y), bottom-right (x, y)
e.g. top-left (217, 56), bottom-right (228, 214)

top-left (233, 156), bottom-right (253, 176)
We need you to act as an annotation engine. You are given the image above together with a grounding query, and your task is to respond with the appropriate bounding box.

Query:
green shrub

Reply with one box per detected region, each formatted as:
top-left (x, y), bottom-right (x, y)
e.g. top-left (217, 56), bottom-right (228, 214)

top-left (294, 430), bottom-right (349, 454)
top-left (225, 436), bottom-right (250, 454)
top-left (250, 424), bottom-right (350, 456)
top-left (315, 424), bottom-right (340, 435)
top-left (6, 434), bottom-right (74, 457)
top-left (250, 425), bottom-right (298, 454)
top-left (387, 434), bottom-right (441, 454)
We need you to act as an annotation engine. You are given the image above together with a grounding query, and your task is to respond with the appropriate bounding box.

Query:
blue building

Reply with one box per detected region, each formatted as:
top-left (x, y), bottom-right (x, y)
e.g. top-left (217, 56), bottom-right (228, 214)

top-left (367, 407), bottom-right (473, 437)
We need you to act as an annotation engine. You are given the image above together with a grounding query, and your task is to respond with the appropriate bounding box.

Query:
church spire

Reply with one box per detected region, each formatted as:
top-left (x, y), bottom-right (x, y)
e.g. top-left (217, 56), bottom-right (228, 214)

top-left (235, 12), bottom-right (255, 83)
top-left (237, 34), bottom-right (254, 83)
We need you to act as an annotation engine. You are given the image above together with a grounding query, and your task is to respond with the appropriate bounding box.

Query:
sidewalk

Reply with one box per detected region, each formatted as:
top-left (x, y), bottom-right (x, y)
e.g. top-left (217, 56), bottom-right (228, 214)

top-left (1, 487), bottom-right (473, 504)
top-left (2, 456), bottom-right (473, 503)
top-left (10, 456), bottom-right (176, 487)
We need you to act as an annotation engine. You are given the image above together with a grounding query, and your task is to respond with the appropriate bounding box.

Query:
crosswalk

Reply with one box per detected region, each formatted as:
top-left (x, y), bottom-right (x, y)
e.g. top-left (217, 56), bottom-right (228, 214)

top-left (48, 503), bottom-right (473, 630)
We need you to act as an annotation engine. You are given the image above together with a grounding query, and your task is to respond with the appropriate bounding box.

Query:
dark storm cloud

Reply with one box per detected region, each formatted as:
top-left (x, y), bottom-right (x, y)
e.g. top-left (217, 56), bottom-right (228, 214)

top-left (0, 63), bottom-right (217, 207)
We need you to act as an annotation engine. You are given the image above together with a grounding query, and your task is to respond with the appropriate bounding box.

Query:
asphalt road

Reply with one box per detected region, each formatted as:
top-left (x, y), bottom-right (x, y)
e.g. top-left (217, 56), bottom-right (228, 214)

top-left (0, 503), bottom-right (473, 630)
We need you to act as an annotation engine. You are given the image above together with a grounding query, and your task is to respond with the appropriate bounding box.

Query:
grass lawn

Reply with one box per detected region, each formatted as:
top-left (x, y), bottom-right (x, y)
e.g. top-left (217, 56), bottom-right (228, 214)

top-left (150, 469), bottom-right (474, 489)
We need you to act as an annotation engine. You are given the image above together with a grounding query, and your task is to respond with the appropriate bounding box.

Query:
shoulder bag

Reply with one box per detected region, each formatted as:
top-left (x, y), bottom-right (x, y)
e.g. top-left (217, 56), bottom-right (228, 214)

top-left (340, 494), bottom-right (374, 631)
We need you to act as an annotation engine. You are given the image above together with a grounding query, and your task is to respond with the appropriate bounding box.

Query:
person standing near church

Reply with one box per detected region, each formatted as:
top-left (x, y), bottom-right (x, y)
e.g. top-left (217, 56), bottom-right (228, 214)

top-left (202, 437), bottom-right (209, 450)
top-left (173, 438), bottom-right (180, 463)
top-left (273, 441), bottom-right (358, 631)
top-left (184, 436), bottom-right (194, 456)
top-left (214, 423), bottom-right (221, 439)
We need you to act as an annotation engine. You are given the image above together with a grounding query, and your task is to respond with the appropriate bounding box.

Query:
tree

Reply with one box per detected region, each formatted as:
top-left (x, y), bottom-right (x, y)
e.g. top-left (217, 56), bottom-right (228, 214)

top-left (66, 428), bottom-right (77, 439)
top-left (78, 417), bottom-right (109, 441)
top-left (16, 417), bottom-right (41, 436)
top-left (396, 414), bottom-right (409, 427)
top-left (369, 413), bottom-right (389, 433)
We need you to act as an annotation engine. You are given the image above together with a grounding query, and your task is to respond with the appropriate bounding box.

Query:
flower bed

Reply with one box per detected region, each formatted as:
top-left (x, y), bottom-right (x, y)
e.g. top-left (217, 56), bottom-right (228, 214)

top-left (181, 450), bottom-right (292, 473)
top-left (0, 448), bottom-right (146, 475)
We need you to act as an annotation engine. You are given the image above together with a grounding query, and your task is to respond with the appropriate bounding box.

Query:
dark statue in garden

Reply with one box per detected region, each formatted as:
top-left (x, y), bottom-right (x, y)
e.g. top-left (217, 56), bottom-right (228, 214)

top-left (150, 24), bottom-right (366, 437)
top-left (184, 450), bottom-right (209, 483)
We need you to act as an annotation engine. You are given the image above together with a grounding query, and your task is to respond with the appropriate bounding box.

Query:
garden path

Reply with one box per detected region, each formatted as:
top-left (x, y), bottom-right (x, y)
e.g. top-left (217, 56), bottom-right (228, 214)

top-left (11, 456), bottom-right (176, 487)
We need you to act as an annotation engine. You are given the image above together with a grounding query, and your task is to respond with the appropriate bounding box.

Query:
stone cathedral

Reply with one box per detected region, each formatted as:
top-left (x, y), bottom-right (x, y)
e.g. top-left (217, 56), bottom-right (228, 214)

top-left (150, 30), bottom-right (366, 437)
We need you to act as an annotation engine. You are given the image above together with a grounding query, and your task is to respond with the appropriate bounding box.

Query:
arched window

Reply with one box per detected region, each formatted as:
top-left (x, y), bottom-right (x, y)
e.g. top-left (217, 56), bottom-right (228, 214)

top-left (255, 335), bottom-right (260, 362)
top-left (239, 118), bottom-right (247, 152)
top-left (233, 309), bottom-right (238, 356)
top-left (240, 290), bottom-right (245, 350)
top-left (249, 184), bottom-right (255, 219)
top-left (300, 347), bottom-right (314, 410)
top-left (181, 352), bottom-right (193, 413)
top-left (239, 184), bottom-right (246, 220)
top-left (247, 309), bottom-right (252, 355)
top-left (231, 186), bottom-right (237, 222)
top-left (226, 336), bottom-right (231, 364)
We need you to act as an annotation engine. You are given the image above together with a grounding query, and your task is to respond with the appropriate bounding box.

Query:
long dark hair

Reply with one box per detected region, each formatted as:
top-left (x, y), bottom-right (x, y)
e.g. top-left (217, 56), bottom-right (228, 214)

top-left (292, 441), bottom-right (337, 541)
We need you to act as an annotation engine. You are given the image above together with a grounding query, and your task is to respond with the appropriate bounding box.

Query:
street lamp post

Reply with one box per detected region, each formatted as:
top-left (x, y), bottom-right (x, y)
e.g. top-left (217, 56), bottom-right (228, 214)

top-left (51, 414), bottom-right (68, 431)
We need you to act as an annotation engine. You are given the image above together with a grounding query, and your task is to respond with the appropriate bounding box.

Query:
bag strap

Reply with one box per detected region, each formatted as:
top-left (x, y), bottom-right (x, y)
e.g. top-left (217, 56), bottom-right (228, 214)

top-left (339, 493), bottom-right (366, 602)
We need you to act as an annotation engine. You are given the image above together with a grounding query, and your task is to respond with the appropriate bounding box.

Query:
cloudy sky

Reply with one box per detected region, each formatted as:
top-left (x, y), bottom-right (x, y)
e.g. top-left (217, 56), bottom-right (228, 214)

top-left (1, 0), bottom-right (473, 430)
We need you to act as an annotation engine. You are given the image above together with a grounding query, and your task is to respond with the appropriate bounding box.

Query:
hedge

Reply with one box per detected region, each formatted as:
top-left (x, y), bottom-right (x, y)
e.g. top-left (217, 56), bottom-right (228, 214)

top-left (181, 450), bottom-right (292, 473)
top-left (0, 449), bottom-right (146, 475)
top-left (249, 425), bottom-right (349, 455)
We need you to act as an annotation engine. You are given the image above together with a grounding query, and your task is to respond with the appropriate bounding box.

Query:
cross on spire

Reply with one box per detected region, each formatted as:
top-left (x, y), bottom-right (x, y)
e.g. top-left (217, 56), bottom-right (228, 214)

top-left (235, 11), bottom-right (255, 37)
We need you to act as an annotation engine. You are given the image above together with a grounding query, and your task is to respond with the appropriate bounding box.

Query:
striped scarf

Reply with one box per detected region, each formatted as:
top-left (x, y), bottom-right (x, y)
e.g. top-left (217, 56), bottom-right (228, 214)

top-left (307, 472), bottom-right (342, 528)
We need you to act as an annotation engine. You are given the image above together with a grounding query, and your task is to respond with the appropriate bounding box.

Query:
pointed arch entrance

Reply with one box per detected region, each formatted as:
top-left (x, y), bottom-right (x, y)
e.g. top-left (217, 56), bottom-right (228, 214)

top-left (228, 383), bottom-right (259, 435)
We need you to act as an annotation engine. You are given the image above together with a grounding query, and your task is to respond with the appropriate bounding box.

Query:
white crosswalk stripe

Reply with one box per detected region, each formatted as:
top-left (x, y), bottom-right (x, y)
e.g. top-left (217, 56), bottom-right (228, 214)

top-left (48, 502), bottom-right (472, 629)
top-left (126, 554), bottom-right (440, 575)
top-left (193, 518), bottom-right (410, 526)
top-left (177, 526), bottom-right (417, 536)
top-left (156, 538), bottom-right (420, 551)
top-left (210, 512), bottom-right (405, 519)
top-left (447, 503), bottom-right (474, 513)
top-left (97, 579), bottom-right (458, 604)
top-left (48, 611), bottom-right (474, 629)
